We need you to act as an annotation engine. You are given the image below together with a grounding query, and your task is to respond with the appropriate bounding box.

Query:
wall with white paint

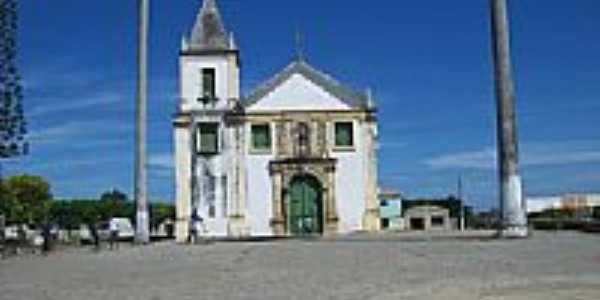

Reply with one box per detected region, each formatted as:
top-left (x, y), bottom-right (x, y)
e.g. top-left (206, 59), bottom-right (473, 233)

top-left (329, 120), bottom-right (367, 233)
top-left (246, 74), bottom-right (352, 112)
top-left (243, 122), bottom-right (276, 236)
top-left (179, 55), bottom-right (234, 112)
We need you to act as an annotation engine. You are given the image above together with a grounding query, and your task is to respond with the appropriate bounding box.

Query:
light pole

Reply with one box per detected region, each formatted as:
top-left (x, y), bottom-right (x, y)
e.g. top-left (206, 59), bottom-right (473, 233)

top-left (458, 175), bottom-right (465, 231)
top-left (135, 0), bottom-right (150, 244)
top-left (490, 0), bottom-right (528, 238)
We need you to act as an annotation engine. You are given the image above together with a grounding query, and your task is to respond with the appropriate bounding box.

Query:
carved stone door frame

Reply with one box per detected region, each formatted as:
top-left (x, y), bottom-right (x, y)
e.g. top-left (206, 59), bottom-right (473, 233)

top-left (269, 158), bottom-right (338, 236)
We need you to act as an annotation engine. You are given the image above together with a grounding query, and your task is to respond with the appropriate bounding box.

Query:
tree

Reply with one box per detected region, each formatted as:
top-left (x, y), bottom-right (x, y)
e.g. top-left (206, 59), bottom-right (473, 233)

top-left (150, 202), bottom-right (175, 230)
top-left (2, 175), bottom-right (52, 225)
top-left (0, 0), bottom-right (28, 163)
top-left (98, 189), bottom-right (129, 220)
top-left (100, 189), bottom-right (128, 203)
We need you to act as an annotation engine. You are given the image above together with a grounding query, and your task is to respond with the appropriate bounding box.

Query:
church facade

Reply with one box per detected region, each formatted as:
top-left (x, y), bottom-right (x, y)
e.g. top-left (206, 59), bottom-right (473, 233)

top-left (173, 0), bottom-right (380, 241)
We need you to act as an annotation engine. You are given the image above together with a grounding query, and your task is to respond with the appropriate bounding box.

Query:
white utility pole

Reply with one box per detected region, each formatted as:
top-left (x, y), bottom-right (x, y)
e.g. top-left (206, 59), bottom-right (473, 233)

top-left (135, 0), bottom-right (150, 244)
top-left (490, 0), bottom-right (528, 238)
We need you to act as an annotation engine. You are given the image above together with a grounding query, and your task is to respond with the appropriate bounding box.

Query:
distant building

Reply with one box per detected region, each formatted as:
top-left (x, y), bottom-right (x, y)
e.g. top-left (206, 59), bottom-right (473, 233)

top-left (527, 194), bottom-right (600, 217)
top-left (526, 196), bottom-right (561, 213)
top-left (401, 197), bottom-right (466, 231)
top-left (561, 194), bottom-right (600, 218)
top-left (379, 188), bottom-right (403, 230)
top-left (404, 206), bottom-right (451, 231)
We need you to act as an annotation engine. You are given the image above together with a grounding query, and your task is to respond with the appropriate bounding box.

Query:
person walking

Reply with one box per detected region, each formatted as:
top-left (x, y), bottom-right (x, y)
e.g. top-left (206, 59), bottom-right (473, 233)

top-left (41, 222), bottom-right (52, 255)
top-left (109, 218), bottom-right (120, 250)
top-left (89, 222), bottom-right (100, 252)
top-left (189, 211), bottom-right (199, 245)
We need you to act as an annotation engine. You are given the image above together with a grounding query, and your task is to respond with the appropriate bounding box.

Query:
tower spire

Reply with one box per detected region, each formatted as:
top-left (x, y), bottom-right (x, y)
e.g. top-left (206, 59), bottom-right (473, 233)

top-left (189, 0), bottom-right (231, 51)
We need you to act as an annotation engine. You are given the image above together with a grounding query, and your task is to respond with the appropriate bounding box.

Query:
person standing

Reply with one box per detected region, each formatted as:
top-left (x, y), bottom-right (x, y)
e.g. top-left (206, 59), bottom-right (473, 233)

top-left (109, 218), bottom-right (120, 250)
top-left (89, 222), bottom-right (100, 252)
top-left (189, 211), bottom-right (199, 245)
top-left (41, 222), bottom-right (52, 255)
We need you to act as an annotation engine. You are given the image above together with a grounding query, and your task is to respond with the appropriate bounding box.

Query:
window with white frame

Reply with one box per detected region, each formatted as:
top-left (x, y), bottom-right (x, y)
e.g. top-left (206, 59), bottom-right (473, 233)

top-left (200, 68), bottom-right (216, 101)
top-left (197, 123), bottom-right (219, 155)
top-left (250, 123), bottom-right (272, 152)
top-left (334, 121), bottom-right (354, 148)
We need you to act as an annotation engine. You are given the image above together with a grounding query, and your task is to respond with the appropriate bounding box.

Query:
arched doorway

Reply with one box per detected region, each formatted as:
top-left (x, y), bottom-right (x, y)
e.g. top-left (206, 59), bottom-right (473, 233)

top-left (288, 175), bottom-right (323, 235)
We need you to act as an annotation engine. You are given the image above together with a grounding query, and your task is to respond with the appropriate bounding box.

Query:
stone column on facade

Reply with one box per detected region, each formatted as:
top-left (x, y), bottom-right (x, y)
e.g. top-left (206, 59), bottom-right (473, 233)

top-left (317, 121), bottom-right (327, 158)
top-left (228, 121), bottom-right (248, 237)
top-left (270, 167), bottom-right (285, 236)
top-left (214, 130), bottom-right (223, 220)
top-left (227, 53), bottom-right (240, 101)
top-left (174, 117), bottom-right (192, 243)
top-left (275, 121), bottom-right (285, 159)
top-left (362, 119), bottom-right (380, 232)
top-left (325, 165), bottom-right (339, 235)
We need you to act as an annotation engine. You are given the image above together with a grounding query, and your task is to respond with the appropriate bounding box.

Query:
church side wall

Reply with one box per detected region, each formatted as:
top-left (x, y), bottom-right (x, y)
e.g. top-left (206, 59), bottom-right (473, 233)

top-left (244, 121), bottom-right (275, 236)
top-left (191, 119), bottom-right (231, 237)
top-left (245, 155), bottom-right (274, 236)
top-left (330, 119), bottom-right (367, 233)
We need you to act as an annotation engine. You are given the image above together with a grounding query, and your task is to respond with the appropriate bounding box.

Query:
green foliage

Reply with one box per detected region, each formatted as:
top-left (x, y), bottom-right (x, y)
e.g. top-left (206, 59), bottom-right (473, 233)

top-left (150, 202), bottom-right (175, 229)
top-left (530, 219), bottom-right (586, 231)
top-left (98, 189), bottom-right (129, 220)
top-left (528, 208), bottom-right (575, 220)
top-left (100, 189), bottom-right (128, 203)
top-left (1, 174), bottom-right (52, 224)
top-left (49, 200), bottom-right (103, 230)
top-left (49, 192), bottom-right (174, 231)
top-left (0, 0), bottom-right (28, 159)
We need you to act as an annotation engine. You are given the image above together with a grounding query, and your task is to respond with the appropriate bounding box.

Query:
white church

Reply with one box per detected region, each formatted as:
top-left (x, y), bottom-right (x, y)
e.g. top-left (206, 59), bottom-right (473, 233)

top-left (173, 0), bottom-right (380, 241)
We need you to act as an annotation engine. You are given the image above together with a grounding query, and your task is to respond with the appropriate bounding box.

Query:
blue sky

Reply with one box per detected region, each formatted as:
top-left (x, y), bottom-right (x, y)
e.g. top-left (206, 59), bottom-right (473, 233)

top-left (7, 0), bottom-right (600, 210)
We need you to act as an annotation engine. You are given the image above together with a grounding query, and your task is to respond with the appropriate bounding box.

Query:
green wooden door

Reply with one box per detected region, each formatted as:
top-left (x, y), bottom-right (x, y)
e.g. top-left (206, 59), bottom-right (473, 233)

top-left (289, 176), bottom-right (323, 235)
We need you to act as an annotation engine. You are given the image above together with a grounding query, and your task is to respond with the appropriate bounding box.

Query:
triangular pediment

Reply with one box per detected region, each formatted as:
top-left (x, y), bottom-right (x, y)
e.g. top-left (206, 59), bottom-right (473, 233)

top-left (244, 60), bottom-right (369, 112)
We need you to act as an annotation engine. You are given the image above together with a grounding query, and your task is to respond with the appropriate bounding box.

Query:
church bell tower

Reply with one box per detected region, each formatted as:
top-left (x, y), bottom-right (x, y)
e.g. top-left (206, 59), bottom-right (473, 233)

top-left (174, 0), bottom-right (243, 242)
top-left (179, 0), bottom-right (240, 112)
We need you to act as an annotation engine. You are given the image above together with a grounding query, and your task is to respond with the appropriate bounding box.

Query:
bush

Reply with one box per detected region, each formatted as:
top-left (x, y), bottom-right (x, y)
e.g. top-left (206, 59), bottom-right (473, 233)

top-left (593, 207), bottom-right (600, 220)
top-left (530, 218), bottom-right (586, 231)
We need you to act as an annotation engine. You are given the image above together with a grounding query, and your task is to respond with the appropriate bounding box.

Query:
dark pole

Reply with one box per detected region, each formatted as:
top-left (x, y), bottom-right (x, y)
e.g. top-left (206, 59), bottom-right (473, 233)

top-left (458, 175), bottom-right (464, 231)
top-left (135, 0), bottom-right (150, 244)
top-left (490, 0), bottom-right (527, 238)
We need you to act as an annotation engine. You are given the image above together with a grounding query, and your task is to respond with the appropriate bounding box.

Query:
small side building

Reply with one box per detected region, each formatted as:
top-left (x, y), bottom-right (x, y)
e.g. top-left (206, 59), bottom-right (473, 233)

top-left (404, 206), bottom-right (451, 231)
top-left (379, 188), bottom-right (403, 231)
top-left (402, 197), bottom-right (465, 231)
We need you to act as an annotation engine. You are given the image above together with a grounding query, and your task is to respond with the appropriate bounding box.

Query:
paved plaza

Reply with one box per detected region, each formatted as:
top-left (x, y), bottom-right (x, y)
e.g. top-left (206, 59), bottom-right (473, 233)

top-left (1, 231), bottom-right (599, 300)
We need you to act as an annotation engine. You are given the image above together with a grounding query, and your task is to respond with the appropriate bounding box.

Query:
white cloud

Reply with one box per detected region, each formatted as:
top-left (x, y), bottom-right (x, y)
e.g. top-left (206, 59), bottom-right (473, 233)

top-left (29, 120), bottom-right (132, 145)
top-left (525, 151), bottom-right (600, 166)
top-left (29, 123), bottom-right (84, 144)
top-left (28, 92), bottom-right (124, 117)
top-left (425, 147), bottom-right (496, 170)
top-left (425, 141), bottom-right (600, 170)
top-left (379, 141), bottom-right (408, 149)
top-left (3, 156), bottom-right (123, 175)
top-left (149, 152), bottom-right (173, 169)
top-left (23, 69), bottom-right (103, 91)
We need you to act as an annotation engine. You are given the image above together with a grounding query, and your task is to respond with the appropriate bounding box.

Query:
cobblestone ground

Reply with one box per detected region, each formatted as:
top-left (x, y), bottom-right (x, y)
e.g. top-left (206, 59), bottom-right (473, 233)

top-left (1, 231), bottom-right (599, 300)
